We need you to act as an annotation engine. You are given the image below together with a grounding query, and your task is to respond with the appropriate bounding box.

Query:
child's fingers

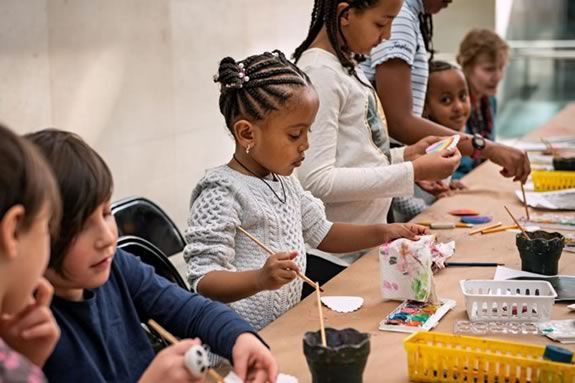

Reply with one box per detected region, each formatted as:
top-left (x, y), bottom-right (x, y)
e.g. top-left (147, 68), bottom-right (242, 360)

top-left (33, 277), bottom-right (54, 307)
top-left (409, 224), bottom-right (429, 235)
top-left (277, 268), bottom-right (298, 281)
top-left (277, 260), bottom-right (299, 273)
top-left (272, 251), bottom-right (297, 261)
top-left (400, 225), bottom-right (420, 241)
top-left (9, 306), bottom-right (53, 336)
top-left (164, 339), bottom-right (202, 355)
top-left (21, 320), bottom-right (59, 340)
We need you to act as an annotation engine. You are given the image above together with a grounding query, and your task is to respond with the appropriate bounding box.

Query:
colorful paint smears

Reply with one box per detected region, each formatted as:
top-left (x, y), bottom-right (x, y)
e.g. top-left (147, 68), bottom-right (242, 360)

top-left (461, 215), bottom-right (492, 224)
top-left (449, 208), bottom-right (480, 216)
top-left (425, 135), bottom-right (461, 154)
top-left (379, 299), bottom-right (456, 333)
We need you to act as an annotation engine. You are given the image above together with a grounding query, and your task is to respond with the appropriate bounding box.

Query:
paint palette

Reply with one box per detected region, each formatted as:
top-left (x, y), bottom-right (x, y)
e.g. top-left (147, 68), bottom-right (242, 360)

top-left (379, 299), bottom-right (456, 333)
top-left (425, 135), bottom-right (461, 154)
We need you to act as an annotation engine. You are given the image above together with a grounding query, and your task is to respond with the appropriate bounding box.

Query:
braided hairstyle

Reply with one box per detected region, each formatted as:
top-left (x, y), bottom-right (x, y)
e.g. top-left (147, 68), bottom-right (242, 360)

top-left (418, 13), bottom-right (434, 62)
top-left (214, 50), bottom-right (311, 133)
top-left (429, 60), bottom-right (455, 74)
top-left (293, 0), bottom-right (379, 78)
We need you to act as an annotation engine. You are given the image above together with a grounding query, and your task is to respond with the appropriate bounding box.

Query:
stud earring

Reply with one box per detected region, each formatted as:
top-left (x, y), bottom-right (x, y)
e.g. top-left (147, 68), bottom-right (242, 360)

top-left (246, 144), bottom-right (252, 154)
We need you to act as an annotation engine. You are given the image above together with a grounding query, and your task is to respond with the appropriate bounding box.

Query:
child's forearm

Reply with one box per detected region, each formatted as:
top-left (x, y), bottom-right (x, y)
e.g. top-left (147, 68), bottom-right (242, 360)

top-left (197, 270), bottom-right (262, 303)
top-left (317, 223), bottom-right (384, 253)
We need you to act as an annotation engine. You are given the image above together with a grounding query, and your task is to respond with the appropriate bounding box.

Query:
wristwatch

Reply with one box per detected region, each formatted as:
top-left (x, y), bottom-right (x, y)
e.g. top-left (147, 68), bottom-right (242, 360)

top-left (471, 133), bottom-right (486, 159)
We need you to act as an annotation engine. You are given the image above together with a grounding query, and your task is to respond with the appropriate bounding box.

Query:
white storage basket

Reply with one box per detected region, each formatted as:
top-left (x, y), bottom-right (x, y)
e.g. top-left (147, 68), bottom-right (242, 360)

top-left (460, 280), bottom-right (557, 322)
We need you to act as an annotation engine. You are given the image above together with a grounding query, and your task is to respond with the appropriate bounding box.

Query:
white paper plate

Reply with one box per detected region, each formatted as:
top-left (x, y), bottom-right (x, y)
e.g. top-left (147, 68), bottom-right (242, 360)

top-left (321, 296), bottom-right (364, 313)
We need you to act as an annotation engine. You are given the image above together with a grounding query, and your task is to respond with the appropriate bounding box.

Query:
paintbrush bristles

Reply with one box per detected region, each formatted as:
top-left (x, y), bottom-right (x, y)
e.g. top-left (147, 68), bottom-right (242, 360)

top-left (503, 206), bottom-right (530, 239)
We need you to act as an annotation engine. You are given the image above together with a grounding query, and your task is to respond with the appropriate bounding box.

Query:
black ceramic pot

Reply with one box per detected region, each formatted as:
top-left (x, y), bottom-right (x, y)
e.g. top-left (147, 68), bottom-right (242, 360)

top-left (516, 231), bottom-right (565, 275)
top-left (303, 328), bottom-right (370, 383)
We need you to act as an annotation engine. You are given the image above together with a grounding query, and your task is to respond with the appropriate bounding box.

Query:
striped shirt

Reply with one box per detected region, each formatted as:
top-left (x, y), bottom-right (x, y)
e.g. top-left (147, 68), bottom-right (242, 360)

top-left (362, 0), bottom-right (428, 116)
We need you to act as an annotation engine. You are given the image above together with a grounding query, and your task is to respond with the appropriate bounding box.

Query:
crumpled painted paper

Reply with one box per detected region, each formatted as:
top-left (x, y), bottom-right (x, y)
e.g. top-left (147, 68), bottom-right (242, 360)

top-left (380, 235), bottom-right (452, 302)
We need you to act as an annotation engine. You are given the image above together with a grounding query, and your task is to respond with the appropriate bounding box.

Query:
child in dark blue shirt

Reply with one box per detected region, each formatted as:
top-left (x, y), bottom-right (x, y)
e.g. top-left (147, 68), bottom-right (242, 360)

top-left (27, 129), bottom-right (277, 383)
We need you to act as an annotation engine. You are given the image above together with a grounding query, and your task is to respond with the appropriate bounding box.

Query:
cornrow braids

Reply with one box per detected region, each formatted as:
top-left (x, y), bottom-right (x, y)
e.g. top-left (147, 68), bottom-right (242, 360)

top-left (418, 13), bottom-right (434, 62)
top-left (293, 0), bottom-right (378, 80)
top-left (429, 60), bottom-right (456, 74)
top-left (214, 50), bottom-right (311, 133)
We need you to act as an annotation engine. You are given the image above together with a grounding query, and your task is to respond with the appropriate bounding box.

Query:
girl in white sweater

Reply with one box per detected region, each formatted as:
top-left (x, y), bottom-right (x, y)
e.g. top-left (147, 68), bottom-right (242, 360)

top-left (184, 50), bottom-right (428, 329)
top-left (292, 0), bottom-right (461, 280)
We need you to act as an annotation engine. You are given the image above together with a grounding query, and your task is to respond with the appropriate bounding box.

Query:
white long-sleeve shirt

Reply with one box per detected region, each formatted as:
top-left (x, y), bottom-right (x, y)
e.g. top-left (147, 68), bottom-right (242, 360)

top-left (296, 48), bottom-right (414, 265)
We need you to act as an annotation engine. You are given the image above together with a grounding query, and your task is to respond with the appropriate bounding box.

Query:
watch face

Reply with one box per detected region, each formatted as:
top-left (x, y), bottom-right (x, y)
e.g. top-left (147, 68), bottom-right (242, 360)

top-left (472, 134), bottom-right (486, 150)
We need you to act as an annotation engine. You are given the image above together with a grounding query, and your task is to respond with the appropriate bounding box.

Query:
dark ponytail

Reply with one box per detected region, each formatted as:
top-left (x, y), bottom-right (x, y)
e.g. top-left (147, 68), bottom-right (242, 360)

top-left (293, 0), bottom-right (379, 79)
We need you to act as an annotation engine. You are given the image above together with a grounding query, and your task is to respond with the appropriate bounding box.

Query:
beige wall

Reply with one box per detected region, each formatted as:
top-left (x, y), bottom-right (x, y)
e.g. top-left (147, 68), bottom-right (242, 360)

top-left (433, 0), bottom-right (496, 61)
top-left (0, 0), bottom-right (312, 228)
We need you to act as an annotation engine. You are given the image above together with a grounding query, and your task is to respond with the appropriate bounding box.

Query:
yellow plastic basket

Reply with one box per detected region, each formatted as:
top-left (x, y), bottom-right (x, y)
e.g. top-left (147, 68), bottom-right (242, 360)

top-left (532, 170), bottom-right (575, 192)
top-left (404, 332), bottom-right (575, 383)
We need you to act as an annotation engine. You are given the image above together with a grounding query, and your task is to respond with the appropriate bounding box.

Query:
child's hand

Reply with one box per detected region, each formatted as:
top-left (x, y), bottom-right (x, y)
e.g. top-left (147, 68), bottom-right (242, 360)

top-left (412, 148), bottom-right (461, 181)
top-left (0, 277), bottom-right (60, 367)
top-left (416, 180), bottom-right (450, 196)
top-left (379, 223), bottom-right (430, 243)
top-left (232, 333), bottom-right (278, 383)
top-left (449, 180), bottom-right (467, 190)
top-left (404, 136), bottom-right (447, 161)
top-left (256, 251), bottom-right (299, 291)
top-left (139, 339), bottom-right (205, 383)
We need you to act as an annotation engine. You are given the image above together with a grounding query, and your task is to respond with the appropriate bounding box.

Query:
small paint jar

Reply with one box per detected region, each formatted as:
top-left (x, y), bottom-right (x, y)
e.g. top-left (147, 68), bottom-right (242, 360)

top-left (303, 328), bottom-right (370, 383)
top-left (516, 231), bottom-right (565, 275)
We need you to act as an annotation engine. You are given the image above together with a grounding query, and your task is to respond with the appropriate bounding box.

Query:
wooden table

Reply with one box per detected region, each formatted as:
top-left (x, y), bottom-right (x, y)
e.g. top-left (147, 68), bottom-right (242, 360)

top-left (259, 104), bottom-right (575, 382)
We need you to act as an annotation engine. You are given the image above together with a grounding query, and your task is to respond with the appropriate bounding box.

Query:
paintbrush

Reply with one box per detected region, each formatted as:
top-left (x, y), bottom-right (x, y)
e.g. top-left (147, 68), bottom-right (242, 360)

top-left (236, 226), bottom-right (323, 292)
top-left (417, 222), bottom-right (473, 229)
top-left (504, 206), bottom-right (530, 239)
top-left (148, 320), bottom-right (224, 383)
top-left (481, 224), bottom-right (519, 234)
top-left (520, 182), bottom-right (530, 221)
top-left (469, 222), bottom-right (502, 235)
top-left (315, 282), bottom-right (327, 347)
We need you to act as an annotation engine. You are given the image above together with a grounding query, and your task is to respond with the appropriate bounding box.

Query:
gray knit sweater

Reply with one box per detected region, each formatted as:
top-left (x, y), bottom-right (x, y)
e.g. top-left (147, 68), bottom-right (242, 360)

top-left (184, 165), bottom-right (333, 330)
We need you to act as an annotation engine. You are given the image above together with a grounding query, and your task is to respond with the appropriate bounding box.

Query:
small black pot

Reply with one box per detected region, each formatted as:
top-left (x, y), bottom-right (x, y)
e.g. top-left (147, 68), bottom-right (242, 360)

top-left (516, 231), bottom-right (565, 275)
top-left (303, 328), bottom-right (370, 383)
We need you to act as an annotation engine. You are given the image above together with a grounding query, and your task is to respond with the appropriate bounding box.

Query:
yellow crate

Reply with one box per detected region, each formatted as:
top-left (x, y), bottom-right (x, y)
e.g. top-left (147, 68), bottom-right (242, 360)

top-left (532, 170), bottom-right (575, 192)
top-left (404, 332), bottom-right (575, 383)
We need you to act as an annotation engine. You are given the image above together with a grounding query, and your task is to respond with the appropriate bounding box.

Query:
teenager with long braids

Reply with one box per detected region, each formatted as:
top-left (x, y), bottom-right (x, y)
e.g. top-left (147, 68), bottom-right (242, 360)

top-left (362, 0), bottom-right (530, 191)
top-left (293, 0), bottom-right (460, 284)
top-left (184, 50), bottom-right (430, 322)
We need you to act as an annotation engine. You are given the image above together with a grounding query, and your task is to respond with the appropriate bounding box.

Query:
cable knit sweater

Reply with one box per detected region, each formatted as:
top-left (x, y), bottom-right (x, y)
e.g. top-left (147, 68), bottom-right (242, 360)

top-left (184, 165), bottom-right (333, 330)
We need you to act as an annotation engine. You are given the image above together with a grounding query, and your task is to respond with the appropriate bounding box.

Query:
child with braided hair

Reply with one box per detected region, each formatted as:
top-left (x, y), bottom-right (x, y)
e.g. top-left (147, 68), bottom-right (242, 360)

top-left (292, 0), bottom-right (461, 274)
top-left (184, 50), bottom-right (430, 328)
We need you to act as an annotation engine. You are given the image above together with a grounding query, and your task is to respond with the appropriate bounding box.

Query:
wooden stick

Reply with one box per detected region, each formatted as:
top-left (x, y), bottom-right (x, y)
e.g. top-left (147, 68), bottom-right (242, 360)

top-left (147, 320), bottom-right (225, 383)
top-left (237, 226), bottom-right (323, 292)
top-left (519, 182), bottom-right (530, 221)
top-left (469, 222), bottom-right (502, 235)
top-left (504, 206), bottom-right (530, 239)
top-left (148, 319), bottom-right (178, 344)
top-left (481, 224), bottom-right (519, 235)
top-left (207, 370), bottom-right (225, 383)
top-left (315, 282), bottom-right (327, 347)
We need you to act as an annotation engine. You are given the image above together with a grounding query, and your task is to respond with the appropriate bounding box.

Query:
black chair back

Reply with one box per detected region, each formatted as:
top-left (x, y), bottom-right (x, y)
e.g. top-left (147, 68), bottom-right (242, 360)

top-left (112, 197), bottom-right (185, 257)
top-left (117, 235), bottom-right (187, 290)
